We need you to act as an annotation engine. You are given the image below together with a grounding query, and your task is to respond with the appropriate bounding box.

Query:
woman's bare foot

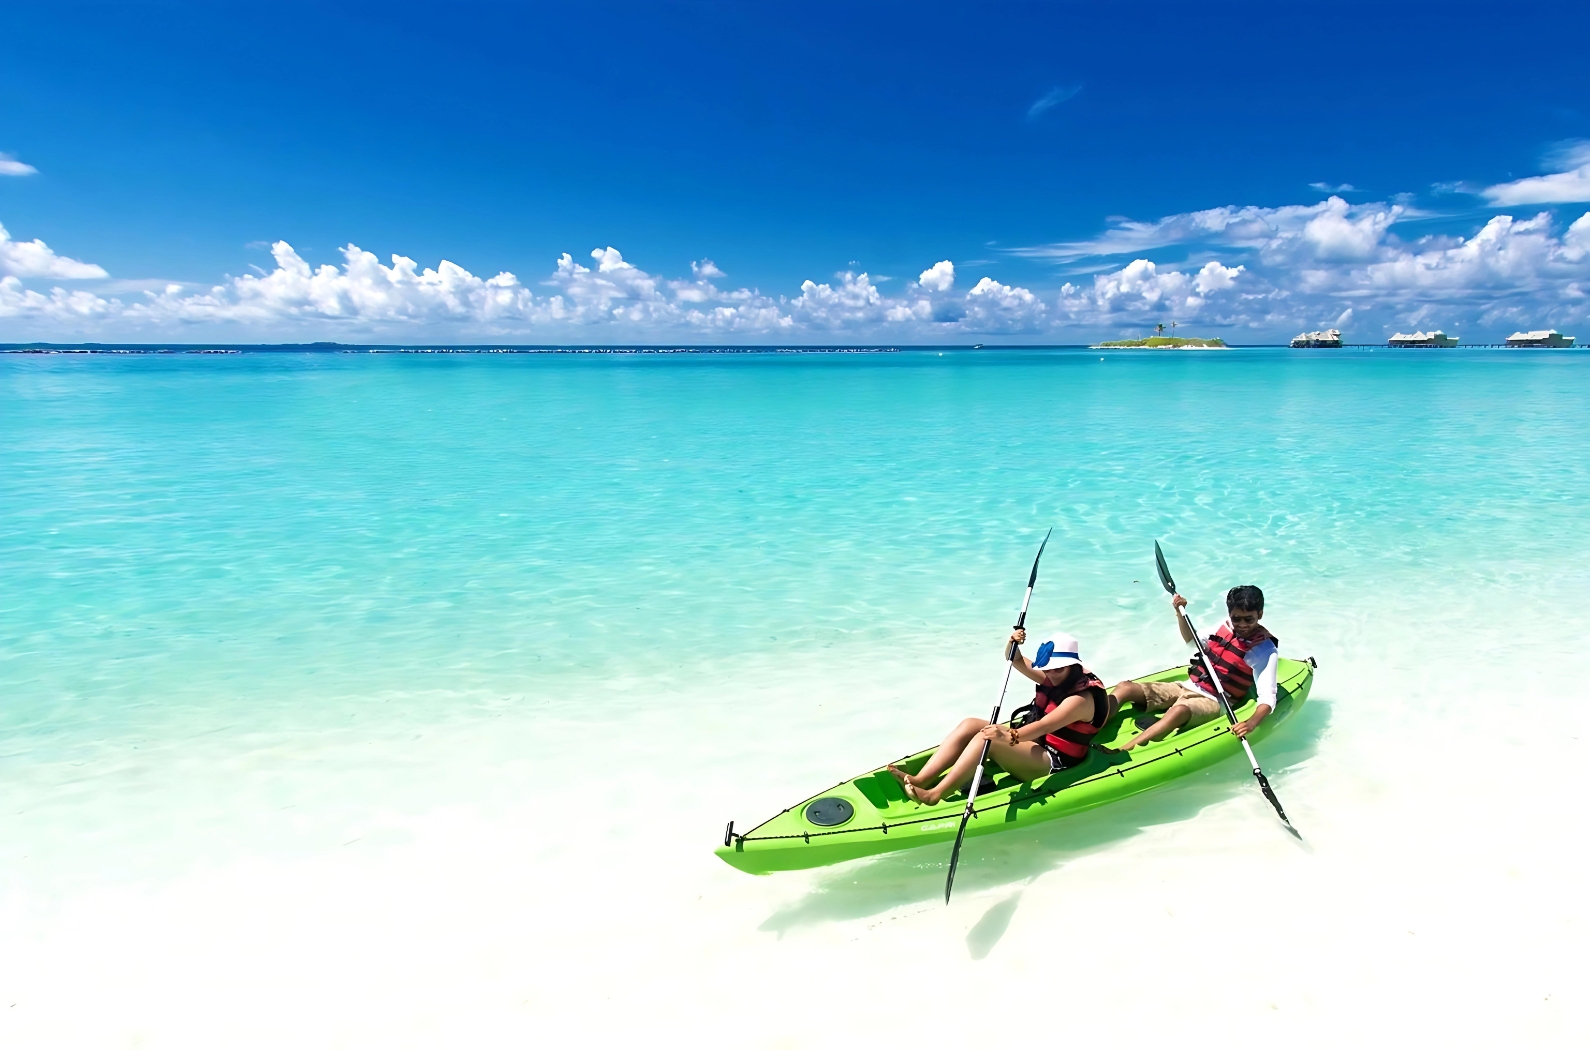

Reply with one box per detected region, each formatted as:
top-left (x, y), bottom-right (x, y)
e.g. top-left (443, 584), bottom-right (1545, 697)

top-left (905, 782), bottom-right (940, 806)
top-left (886, 763), bottom-right (916, 791)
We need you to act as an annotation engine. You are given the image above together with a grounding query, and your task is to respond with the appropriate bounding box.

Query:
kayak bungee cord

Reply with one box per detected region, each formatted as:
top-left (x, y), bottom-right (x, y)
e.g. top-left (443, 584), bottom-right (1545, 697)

top-left (1153, 540), bottom-right (1299, 837)
top-left (944, 527), bottom-right (1052, 905)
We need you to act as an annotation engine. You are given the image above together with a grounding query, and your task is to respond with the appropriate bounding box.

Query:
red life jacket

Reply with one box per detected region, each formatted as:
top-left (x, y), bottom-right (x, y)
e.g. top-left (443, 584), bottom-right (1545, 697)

top-left (1187, 622), bottom-right (1277, 702)
top-left (1031, 667), bottom-right (1110, 766)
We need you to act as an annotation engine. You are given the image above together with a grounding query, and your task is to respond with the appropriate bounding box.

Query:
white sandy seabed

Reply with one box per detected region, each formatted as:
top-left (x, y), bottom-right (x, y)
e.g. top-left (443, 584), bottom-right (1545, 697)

top-left (2, 586), bottom-right (1586, 1049)
top-left (4, 348), bottom-right (1589, 1047)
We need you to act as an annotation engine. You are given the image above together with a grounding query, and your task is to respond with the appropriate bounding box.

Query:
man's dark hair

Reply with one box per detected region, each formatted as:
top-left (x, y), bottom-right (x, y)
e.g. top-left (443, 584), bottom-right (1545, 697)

top-left (1226, 585), bottom-right (1264, 614)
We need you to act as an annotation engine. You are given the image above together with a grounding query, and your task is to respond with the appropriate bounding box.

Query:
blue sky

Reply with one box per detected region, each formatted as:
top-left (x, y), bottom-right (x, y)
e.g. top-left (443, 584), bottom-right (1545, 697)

top-left (3, 0), bottom-right (1590, 343)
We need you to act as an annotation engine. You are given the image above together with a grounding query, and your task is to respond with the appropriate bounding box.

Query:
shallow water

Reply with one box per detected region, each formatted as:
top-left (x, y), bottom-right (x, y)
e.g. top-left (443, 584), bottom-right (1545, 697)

top-left (2, 348), bottom-right (1587, 1046)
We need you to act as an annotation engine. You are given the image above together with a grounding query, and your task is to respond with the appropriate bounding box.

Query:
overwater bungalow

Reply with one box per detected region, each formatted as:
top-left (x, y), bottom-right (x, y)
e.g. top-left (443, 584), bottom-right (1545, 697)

top-left (1505, 330), bottom-right (1575, 348)
top-left (1290, 329), bottom-right (1342, 348)
top-left (1388, 330), bottom-right (1458, 348)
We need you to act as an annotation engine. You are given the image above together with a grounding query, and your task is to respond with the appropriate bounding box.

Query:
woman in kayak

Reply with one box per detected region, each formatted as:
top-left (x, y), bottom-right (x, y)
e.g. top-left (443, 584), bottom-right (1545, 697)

top-left (1115, 585), bottom-right (1278, 749)
top-left (887, 627), bottom-right (1116, 805)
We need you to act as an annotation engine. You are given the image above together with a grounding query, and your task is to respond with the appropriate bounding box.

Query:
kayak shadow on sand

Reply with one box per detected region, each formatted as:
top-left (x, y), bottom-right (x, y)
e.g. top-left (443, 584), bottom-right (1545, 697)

top-left (757, 699), bottom-right (1332, 942)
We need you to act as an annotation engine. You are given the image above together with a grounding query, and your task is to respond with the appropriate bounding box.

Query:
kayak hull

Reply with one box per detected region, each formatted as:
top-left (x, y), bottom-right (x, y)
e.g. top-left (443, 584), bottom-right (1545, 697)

top-left (715, 657), bottom-right (1314, 874)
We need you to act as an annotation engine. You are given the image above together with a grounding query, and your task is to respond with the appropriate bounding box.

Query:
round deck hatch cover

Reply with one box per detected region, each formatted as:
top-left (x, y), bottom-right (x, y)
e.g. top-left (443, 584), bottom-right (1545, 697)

top-left (804, 797), bottom-right (854, 827)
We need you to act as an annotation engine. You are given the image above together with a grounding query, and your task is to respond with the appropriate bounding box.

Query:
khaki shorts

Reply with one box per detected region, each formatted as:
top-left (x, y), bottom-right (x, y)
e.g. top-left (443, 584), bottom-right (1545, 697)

top-left (1137, 681), bottom-right (1222, 726)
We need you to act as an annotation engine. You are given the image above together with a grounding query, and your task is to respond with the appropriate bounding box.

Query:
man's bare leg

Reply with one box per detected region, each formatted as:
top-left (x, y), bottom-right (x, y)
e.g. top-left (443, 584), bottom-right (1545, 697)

top-left (1121, 703), bottom-right (1192, 750)
top-left (1112, 681), bottom-right (1145, 707)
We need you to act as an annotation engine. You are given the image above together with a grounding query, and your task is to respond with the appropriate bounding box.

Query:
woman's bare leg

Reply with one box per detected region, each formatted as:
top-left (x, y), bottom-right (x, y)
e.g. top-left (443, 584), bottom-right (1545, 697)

top-left (1122, 703), bottom-right (1191, 750)
top-left (909, 733), bottom-right (993, 805)
top-left (888, 717), bottom-right (987, 789)
top-left (985, 738), bottom-right (1052, 782)
top-left (913, 695), bottom-right (1099, 805)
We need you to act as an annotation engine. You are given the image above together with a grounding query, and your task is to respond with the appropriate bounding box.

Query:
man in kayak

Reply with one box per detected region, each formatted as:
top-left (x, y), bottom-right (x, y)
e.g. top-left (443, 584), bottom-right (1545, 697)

top-left (887, 627), bottom-right (1117, 805)
top-left (1115, 585), bottom-right (1278, 749)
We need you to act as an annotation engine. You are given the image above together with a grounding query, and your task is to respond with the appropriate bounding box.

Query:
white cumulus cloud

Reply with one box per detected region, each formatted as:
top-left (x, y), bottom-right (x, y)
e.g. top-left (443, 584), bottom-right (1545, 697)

top-left (1482, 142), bottom-right (1590, 206)
top-left (11, 154), bottom-right (1590, 343)
top-left (0, 153), bottom-right (38, 177)
top-left (963, 277), bottom-right (1046, 330)
top-left (544, 247), bottom-right (672, 324)
top-left (1350, 212), bottom-right (1590, 299)
top-left (1059, 259), bottom-right (1246, 323)
top-left (917, 260), bottom-right (955, 292)
top-left (142, 241), bottom-right (536, 325)
top-left (0, 222), bottom-right (108, 279)
top-left (1034, 195), bottom-right (1590, 336)
top-left (787, 271), bottom-right (887, 328)
top-left (2, 227), bottom-right (967, 336)
top-left (1, 276), bottom-right (117, 318)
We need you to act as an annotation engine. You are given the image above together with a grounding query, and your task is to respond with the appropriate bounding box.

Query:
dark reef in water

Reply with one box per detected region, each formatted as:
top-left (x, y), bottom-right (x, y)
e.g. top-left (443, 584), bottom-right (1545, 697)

top-left (0, 342), bottom-right (904, 355)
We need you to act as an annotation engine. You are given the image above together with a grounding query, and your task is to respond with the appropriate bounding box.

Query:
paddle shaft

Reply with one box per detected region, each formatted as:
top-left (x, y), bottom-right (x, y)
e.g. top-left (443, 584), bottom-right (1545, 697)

top-left (1152, 541), bottom-right (1293, 830)
top-left (942, 634), bottom-right (1021, 905)
top-left (945, 530), bottom-right (1050, 904)
top-left (1175, 604), bottom-right (1294, 829)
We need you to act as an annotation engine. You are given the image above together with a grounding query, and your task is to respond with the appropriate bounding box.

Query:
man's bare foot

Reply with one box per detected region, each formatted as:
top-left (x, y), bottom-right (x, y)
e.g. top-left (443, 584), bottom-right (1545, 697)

top-left (886, 763), bottom-right (916, 791)
top-left (905, 782), bottom-right (939, 806)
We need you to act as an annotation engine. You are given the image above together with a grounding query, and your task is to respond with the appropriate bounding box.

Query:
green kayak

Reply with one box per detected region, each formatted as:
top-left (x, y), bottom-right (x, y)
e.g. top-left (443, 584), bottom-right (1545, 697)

top-left (716, 657), bottom-right (1314, 874)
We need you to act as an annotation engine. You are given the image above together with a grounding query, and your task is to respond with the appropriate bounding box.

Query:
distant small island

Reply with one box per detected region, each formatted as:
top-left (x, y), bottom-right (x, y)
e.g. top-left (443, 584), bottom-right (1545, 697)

top-left (1092, 336), bottom-right (1227, 349)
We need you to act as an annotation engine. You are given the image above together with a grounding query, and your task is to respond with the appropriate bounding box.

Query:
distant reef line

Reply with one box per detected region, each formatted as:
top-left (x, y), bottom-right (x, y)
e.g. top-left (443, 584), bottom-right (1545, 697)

top-left (1, 341), bottom-right (1544, 355)
top-left (0, 343), bottom-right (905, 355)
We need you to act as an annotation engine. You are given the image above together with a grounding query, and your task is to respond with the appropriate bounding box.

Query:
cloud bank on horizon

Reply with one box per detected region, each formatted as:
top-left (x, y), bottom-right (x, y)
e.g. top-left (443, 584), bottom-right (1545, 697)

top-left (6, 149), bottom-right (1590, 343)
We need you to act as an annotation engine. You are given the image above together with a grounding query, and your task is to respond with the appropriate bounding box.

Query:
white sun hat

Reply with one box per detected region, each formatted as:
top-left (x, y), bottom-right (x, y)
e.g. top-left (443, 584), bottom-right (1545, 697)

top-left (1029, 629), bottom-right (1083, 671)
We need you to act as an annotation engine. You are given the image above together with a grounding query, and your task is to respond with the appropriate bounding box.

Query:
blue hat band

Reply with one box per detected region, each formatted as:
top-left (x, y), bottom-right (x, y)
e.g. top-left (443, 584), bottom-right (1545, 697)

top-left (1032, 641), bottom-right (1079, 668)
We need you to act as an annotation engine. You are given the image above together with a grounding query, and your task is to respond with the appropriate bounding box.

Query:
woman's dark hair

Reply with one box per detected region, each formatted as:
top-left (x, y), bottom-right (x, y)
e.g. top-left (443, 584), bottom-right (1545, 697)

top-left (1226, 585), bottom-right (1264, 614)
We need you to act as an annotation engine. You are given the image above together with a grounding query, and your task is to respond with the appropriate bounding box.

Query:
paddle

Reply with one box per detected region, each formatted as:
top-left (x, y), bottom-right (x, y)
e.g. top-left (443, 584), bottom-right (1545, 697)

top-left (1153, 541), bottom-right (1298, 836)
top-left (944, 527), bottom-right (1052, 905)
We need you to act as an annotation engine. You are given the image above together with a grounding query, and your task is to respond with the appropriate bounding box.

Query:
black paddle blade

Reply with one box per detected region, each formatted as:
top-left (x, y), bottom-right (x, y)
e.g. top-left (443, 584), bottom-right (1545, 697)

top-left (1014, 528), bottom-right (1053, 632)
top-left (944, 818), bottom-right (970, 903)
top-left (1028, 527), bottom-right (1053, 588)
top-left (1153, 540), bottom-right (1176, 594)
top-left (1252, 768), bottom-right (1300, 838)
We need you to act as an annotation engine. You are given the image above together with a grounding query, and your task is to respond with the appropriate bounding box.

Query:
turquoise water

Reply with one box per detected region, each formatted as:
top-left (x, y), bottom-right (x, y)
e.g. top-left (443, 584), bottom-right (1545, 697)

top-left (3, 348), bottom-right (1588, 1046)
